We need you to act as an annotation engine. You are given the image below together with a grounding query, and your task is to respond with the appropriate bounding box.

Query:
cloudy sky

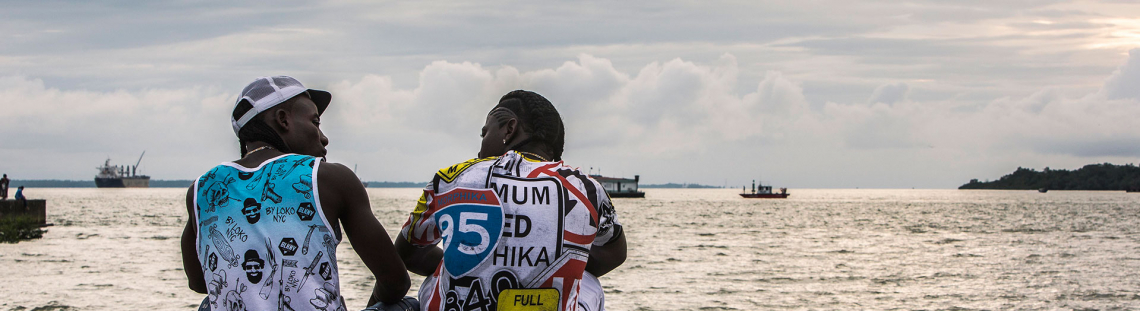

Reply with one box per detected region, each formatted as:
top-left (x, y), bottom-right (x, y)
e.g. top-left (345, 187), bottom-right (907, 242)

top-left (3, 0), bottom-right (1140, 188)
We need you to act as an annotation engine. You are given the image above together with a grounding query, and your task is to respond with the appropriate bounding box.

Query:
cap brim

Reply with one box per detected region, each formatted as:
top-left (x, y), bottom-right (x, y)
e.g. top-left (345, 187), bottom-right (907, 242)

top-left (307, 89), bottom-right (331, 115)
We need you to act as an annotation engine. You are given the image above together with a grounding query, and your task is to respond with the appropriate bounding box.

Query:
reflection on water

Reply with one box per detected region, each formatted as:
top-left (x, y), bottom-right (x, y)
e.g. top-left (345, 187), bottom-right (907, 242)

top-left (2, 188), bottom-right (1139, 310)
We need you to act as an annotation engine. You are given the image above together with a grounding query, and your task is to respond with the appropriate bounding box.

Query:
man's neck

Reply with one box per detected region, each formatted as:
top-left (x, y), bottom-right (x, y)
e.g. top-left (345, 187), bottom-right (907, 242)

top-left (512, 146), bottom-right (552, 162)
top-left (235, 142), bottom-right (285, 168)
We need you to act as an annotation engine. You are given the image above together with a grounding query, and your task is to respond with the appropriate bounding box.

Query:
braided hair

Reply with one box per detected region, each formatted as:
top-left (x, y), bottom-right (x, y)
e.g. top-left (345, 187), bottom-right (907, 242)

top-left (493, 90), bottom-right (566, 161)
top-left (233, 98), bottom-right (300, 156)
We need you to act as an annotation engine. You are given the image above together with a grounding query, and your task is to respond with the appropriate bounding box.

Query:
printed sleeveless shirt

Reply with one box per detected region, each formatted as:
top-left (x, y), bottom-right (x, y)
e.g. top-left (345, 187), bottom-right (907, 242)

top-left (194, 154), bottom-right (344, 311)
top-left (401, 151), bottom-right (623, 311)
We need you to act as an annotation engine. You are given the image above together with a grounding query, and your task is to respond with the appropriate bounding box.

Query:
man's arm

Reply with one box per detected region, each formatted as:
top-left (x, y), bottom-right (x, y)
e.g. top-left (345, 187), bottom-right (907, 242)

top-left (181, 186), bottom-right (207, 293)
top-left (585, 229), bottom-right (626, 277)
top-left (395, 236), bottom-right (443, 276)
top-left (318, 163), bottom-right (410, 305)
top-left (393, 191), bottom-right (444, 276)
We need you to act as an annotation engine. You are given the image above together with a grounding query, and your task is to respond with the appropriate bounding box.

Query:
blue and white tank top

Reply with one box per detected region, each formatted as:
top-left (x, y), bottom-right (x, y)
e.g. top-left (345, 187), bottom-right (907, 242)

top-left (194, 154), bottom-right (344, 311)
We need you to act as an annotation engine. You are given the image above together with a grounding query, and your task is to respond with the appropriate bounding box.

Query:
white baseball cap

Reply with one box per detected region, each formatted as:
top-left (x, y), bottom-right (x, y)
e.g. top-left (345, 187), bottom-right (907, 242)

top-left (230, 76), bottom-right (331, 135)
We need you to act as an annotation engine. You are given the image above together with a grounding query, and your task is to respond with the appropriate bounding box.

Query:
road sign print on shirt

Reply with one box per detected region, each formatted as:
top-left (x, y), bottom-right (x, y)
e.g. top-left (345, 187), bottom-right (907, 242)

top-left (401, 151), bottom-right (621, 311)
top-left (432, 187), bottom-right (505, 276)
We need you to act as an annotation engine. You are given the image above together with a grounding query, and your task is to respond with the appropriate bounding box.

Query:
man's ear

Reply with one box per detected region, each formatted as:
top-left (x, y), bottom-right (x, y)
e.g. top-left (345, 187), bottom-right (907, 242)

top-left (503, 118), bottom-right (518, 142)
top-left (272, 108), bottom-right (291, 132)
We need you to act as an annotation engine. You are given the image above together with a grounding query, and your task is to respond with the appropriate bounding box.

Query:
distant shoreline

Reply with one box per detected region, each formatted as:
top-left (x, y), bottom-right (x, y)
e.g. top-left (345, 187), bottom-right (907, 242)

top-left (5, 180), bottom-right (431, 188)
top-left (8, 180), bottom-right (727, 189)
top-left (6, 179), bottom-right (195, 188)
top-left (640, 183), bottom-right (722, 189)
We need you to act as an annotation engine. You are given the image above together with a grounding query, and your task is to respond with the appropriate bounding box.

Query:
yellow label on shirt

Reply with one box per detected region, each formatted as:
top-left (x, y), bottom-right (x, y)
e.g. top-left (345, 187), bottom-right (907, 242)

top-left (496, 289), bottom-right (559, 311)
top-left (436, 157), bottom-right (493, 183)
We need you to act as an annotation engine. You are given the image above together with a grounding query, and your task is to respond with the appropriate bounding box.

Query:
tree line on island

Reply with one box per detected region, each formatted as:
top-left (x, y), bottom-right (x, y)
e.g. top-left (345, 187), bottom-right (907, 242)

top-left (960, 163), bottom-right (1140, 191)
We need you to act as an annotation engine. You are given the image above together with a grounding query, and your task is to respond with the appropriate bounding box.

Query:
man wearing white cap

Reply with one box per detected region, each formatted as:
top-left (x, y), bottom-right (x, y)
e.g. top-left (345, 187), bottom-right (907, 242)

top-left (180, 76), bottom-right (411, 310)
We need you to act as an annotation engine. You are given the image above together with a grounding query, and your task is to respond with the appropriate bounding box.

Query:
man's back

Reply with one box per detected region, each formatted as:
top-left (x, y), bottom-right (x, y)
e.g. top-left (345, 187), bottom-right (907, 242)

top-left (182, 75), bottom-right (409, 309)
top-left (401, 151), bottom-right (621, 311)
top-left (193, 154), bottom-right (344, 311)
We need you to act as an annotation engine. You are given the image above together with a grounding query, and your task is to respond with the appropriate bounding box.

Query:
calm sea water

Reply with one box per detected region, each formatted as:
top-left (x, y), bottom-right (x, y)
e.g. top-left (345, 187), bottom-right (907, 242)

top-left (2, 188), bottom-right (1139, 310)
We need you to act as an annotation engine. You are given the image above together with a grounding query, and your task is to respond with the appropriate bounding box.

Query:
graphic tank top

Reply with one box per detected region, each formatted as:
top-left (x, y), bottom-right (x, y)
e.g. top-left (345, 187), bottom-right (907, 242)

top-left (401, 151), bottom-right (622, 311)
top-left (194, 154), bottom-right (344, 311)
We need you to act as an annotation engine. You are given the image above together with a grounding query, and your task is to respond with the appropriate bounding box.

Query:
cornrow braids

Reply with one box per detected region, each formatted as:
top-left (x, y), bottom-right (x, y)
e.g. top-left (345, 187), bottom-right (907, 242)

top-left (234, 98), bottom-right (301, 156)
top-left (237, 119), bottom-right (291, 156)
top-left (495, 90), bottom-right (566, 161)
top-left (489, 108), bottom-right (515, 127)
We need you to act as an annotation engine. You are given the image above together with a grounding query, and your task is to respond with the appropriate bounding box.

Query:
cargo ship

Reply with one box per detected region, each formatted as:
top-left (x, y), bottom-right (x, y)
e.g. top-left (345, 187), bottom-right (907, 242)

top-left (740, 179), bottom-right (789, 199)
top-left (590, 174), bottom-right (645, 198)
top-left (95, 152), bottom-right (150, 188)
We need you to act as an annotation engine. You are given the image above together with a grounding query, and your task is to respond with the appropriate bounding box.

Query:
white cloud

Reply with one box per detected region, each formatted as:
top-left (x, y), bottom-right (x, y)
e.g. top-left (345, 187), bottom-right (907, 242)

top-left (5, 49), bottom-right (1140, 188)
top-left (1101, 49), bottom-right (1140, 100)
top-left (867, 83), bottom-right (909, 105)
top-left (0, 76), bottom-right (236, 180)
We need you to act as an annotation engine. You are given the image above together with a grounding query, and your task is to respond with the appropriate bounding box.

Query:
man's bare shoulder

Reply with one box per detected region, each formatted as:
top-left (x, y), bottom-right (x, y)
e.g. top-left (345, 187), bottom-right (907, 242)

top-left (316, 160), bottom-right (360, 190)
top-left (319, 161), bottom-right (352, 174)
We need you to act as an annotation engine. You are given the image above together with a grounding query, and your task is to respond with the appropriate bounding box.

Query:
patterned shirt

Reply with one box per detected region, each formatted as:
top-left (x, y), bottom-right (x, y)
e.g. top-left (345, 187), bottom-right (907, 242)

top-left (194, 154), bottom-right (344, 311)
top-left (401, 151), bottom-right (622, 311)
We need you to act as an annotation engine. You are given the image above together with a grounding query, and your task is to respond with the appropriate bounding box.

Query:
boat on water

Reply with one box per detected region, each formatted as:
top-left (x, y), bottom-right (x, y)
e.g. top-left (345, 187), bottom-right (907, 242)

top-left (740, 179), bottom-right (789, 199)
top-left (1038, 188), bottom-right (1048, 193)
top-left (95, 151), bottom-right (150, 188)
top-left (590, 174), bottom-right (645, 198)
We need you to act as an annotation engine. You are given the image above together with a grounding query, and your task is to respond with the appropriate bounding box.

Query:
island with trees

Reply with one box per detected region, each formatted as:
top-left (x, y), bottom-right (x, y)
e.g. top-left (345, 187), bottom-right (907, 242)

top-left (959, 163), bottom-right (1140, 191)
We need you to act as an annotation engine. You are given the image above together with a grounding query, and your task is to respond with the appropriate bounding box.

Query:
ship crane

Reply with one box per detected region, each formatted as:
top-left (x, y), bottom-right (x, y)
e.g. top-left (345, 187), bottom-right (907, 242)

top-left (132, 151), bottom-right (145, 176)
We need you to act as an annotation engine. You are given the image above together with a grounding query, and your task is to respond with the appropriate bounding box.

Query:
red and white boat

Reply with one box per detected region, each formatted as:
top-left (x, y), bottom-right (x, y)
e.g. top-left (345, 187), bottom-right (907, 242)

top-left (740, 180), bottom-right (789, 199)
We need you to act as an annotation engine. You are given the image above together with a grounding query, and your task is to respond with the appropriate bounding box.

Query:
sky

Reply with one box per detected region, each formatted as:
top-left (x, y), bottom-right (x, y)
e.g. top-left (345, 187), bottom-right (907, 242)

top-left (2, 0), bottom-right (1140, 188)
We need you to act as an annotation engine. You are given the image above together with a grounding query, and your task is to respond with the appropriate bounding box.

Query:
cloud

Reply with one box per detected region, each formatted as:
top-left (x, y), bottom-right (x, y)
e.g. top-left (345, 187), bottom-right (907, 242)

top-left (867, 83), bottom-right (909, 105)
top-left (4, 47), bottom-right (1140, 188)
top-left (1030, 137), bottom-right (1140, 158)
top-left (1101, 49), bottom-right (1140, 100)
top-left (0, 75), bottom-right (236, 179)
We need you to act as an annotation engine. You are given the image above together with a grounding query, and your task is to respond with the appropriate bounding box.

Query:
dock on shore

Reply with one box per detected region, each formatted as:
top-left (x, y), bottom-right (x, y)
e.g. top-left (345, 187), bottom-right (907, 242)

top-left (0, 199), bottom-right (47, 226)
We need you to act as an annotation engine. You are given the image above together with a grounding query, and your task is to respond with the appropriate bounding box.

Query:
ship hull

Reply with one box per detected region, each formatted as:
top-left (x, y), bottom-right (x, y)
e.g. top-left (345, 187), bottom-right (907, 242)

top-left (740, 193), bottom-right (789, 199)
top-left (608, 191), bottom-right (645, 198)
top-left (95, 177), bottom-right (150, 188)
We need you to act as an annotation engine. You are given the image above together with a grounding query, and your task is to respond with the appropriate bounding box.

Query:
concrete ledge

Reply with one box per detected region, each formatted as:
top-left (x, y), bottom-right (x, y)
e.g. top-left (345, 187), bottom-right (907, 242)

top-left (0, 200), bottom-right (46, 225)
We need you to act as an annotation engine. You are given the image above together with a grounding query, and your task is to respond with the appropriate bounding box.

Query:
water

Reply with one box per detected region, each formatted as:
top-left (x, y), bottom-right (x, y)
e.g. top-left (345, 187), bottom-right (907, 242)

top-left (2, 188), bottom-right (1140, 310)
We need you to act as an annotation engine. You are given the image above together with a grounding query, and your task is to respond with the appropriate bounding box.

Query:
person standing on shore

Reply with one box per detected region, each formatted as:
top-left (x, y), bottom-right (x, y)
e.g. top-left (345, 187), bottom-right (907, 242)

top-left (396, 90), bottom-right (626, 311)
top-left (1, 174), bottom-right (9, 200)
top-left (180, 76), bottom-right (410, 310)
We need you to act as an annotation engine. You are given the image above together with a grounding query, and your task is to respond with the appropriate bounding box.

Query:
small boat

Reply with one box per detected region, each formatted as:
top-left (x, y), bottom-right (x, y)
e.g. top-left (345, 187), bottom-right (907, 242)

top-left (1038, 188), bottom-right (1048, 193)
top-left (740, 180), bottom-right (789, 199)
